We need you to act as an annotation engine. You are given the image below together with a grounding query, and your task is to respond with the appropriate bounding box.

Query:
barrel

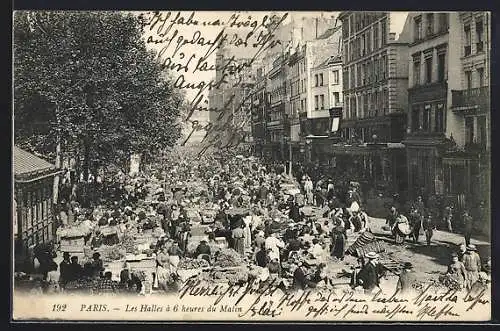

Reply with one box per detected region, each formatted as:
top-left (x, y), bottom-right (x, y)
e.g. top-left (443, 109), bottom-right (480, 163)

top-left (355, 240), bottom-right (385, 258)
top-left (346, 231), bottom-right (376, 255)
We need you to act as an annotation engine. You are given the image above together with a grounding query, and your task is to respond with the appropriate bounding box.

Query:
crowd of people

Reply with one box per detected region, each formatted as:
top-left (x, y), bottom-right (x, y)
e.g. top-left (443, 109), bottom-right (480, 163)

top-left (17, 149), bottom-right (490, 296)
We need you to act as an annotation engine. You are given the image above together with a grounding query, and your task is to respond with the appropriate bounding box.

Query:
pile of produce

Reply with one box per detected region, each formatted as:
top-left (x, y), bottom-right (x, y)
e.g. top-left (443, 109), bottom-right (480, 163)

top-left (210, 267), bottom-right (249, 284)
top-left (57, 224), bottom-right (92, 238)
top-left (438, 274), bottom-right (463, 291)
top-left (120, 235), bottom-right (137, 253)
top-left (65, 279), bottom-right (96, 291)
top-left (213, 248), bottom-right (244, 268)
top-left (98, 245), bottom-right (127, 262)
top-left (178, 258), bottom-right (210, 270)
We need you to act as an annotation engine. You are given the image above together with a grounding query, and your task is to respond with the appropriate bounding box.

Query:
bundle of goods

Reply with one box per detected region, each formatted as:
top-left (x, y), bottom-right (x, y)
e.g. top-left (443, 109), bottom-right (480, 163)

top-left (203, 266), bottom-right (249, 284)
top-left (120, 235), bottom-right (138, 254)
top-left (178, 258), bottom-right (210, 270)
top-left (301, 206), bottom-right (322, 218)
top-left (58, 224), bottom-right (92, 238)
top-left (64, 279), bottom-right (96, 293)
top-left (213, 248), bottom-right (244, 268)
top-left (98, 245), bottom-right (127, 262)
top-left (438, 274), bottom-right (463, 291)
top-left (354, 241), bottom-right (386, 258)
top-left (185, 208), bottom-right (202, 222)
top-left (346, 231), bottom-right (377, 256)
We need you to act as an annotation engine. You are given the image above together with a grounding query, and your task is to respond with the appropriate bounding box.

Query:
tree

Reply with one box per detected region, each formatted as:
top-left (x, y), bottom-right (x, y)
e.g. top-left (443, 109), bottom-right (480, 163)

top-left (13, 11), bottom-right (183, 184)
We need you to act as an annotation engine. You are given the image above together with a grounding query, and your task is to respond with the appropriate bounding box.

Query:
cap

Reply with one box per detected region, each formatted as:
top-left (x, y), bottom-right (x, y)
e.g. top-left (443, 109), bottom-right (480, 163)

top-left (403, 262), bottom-right (413, 269)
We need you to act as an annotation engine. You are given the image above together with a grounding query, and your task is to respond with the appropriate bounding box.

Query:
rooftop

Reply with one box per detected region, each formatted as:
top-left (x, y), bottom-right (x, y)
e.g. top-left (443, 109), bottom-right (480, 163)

top-left (13, 146), bottom-right (59, 181)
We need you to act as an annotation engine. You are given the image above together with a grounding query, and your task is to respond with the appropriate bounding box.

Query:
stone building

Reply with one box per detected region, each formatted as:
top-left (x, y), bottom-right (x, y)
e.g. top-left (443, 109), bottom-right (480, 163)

top-left (404, 12), bottom-right (490, 217)
top-left (338, 12), bottom-right (410, 193)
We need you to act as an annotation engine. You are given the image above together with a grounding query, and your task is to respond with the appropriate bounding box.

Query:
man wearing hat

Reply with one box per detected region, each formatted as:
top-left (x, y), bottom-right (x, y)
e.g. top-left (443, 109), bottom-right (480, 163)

top-left (59, 252), bottom-right (71, 288)
top-left (396, 262), bottom-right (417, 295)
top-left (357, 252), bottom-right (385, 294)
top-left (463, 244), bottom-right (482, 290)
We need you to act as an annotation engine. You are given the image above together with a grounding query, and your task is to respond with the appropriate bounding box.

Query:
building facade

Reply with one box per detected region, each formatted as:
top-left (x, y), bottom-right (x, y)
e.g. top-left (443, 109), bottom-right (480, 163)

top-left (405, 12), bottom-right (490, 217)
top-left (338, 12), bottom-right (410, 192)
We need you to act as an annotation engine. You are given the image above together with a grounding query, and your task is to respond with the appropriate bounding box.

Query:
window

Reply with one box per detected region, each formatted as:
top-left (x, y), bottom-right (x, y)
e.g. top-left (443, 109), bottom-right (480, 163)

top-left (464, 25), bottom-right (471, 56)
top-left (477, 115), bottom-right (487, 149)
top-left (320, 95), bottom-right (325, 109)
top-left (435, 103), bottom-right (444, 132)
top-left (343, 70), bottom-right (349, 89)
top-left (367, 29), bottom-right (372, 52)
top-left (423, 104), bottom-right (431, 131)
top-left (426, 13), bottom-right (434, 36)
top-left (438, 13), bottom-right (448, 33)
top-left (476, 19), bottom-right (484, 52)
top-left (357, 64), bottom-right (361, 87)
top-left (381, 19), bottom-right (387, 46)
top-left (437, 53), bottom-right (446, 82)
top-left (411, 106), bottom-right (420, 132)
top-left (414, 16), bottom-right (423, 41)
top-left (315, 74), bottom-right (318, 87)
top-left (478, 68), bottom-right (485, 87)
top-left (425, 56), bottom-right (432, 83)
top-left (381, 55), bottom-right (387, 79)
top-left (465, 117), bottom-right (474, 145)
top-left (413, 58), bottom-right (421, 86)
top-left (319, 73), bottom-right (324, 86)
top-left (314, 95), bottom-right (319, 110)
top-left (465, 71), bottom-right (472, 89)
top-left (332, 70), bottom-right (339, 84)
top-left (373, 24), bottom-right (379, 50)
top-left (333, 92), bottom-right (340, 106)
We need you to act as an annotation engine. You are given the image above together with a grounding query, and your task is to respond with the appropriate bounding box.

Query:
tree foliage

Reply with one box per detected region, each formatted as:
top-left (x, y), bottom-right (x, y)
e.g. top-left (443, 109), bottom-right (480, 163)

top-left (13, 11), bottom-right (183, 170)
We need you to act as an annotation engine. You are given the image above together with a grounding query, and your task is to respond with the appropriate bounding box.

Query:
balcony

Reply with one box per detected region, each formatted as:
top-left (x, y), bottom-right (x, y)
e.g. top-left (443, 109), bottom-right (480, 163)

top-left (451, 87), bottom-right (490, 114)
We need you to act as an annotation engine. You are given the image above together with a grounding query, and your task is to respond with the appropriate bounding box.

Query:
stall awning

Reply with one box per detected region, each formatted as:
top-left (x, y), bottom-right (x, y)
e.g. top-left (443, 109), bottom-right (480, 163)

top-left (13, 146), bottom-right (61, 183)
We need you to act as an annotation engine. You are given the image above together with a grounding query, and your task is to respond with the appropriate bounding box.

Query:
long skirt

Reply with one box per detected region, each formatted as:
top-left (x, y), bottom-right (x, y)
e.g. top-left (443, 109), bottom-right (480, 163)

top-left (331, 234), bottom-right (345, 259)
top-left (156, 265), bottom-right (170, 291)
top-left (243, 226), bottom-right (252, 248)
top-left (234, 237), bottom-right (245, 255)
top-left (465, 270), bottom-right (480, 289)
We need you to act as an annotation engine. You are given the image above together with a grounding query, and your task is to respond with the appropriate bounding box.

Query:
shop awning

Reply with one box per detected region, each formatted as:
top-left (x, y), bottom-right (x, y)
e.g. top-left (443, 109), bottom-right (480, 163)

top-left (13, 146), bottom-right (61, 183)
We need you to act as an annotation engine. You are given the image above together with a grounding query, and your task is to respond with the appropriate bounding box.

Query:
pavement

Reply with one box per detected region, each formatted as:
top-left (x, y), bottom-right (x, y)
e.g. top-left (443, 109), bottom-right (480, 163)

top-left (366, 216), bottom-right (491, 283)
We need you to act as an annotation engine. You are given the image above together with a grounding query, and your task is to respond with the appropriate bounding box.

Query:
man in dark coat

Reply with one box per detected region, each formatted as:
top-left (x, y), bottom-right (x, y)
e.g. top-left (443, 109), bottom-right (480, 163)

top-left (288, 197), bottom-right (304, 223)
top-left (357, 252), bottom-right (385, 294)
top-left (462, 210), bottom-right (473, 246)
top-left (59, 252), bottom-right (71, 287)
top-left (293, 260), bottom-right (317, 290)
